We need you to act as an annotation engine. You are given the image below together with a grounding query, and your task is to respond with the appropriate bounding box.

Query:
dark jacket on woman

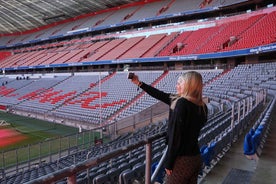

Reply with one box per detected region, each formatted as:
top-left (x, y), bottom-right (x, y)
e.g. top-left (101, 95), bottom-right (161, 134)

top-left (140, 82), bottom-right (208, 170)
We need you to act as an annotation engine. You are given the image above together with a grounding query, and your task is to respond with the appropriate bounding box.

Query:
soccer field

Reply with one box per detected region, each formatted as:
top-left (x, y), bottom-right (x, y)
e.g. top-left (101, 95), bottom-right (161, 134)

top-left (0, 111), bottom-right (79, 151)
top-left (0, 111), bottom-right (102, 169)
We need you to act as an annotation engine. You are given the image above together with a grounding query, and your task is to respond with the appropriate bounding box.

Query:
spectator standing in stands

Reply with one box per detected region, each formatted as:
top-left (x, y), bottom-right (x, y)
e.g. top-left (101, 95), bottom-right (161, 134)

top-left (129, 71), bottom-right (208, 184)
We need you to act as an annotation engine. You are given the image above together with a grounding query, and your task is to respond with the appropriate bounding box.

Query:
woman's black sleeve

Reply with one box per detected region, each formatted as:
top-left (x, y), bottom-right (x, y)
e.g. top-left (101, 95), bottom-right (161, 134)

top-left (140, 82), bottom-right (171, 105)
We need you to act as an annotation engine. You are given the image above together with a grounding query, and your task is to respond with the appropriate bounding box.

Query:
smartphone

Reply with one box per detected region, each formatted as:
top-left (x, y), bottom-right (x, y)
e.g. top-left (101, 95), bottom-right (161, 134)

top-left (128, 72), bottom-right (134, 79)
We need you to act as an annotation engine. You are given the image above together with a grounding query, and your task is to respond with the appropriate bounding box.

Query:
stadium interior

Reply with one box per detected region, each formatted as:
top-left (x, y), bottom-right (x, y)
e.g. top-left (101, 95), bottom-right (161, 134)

top-left (0, 0), bottom-right (275, 183)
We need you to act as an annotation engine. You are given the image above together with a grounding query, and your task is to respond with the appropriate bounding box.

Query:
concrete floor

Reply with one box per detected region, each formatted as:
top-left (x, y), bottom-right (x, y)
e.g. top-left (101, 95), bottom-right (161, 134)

top-left (251, 111), bottom-right (276, 184)
top-left (200, 107), bottom-right (276, 184)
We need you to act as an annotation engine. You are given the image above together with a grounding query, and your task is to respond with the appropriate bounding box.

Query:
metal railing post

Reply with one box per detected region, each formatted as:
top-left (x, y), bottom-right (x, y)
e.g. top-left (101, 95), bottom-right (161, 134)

top-left (23, 132), bottom-right (166, 184)
top-left (151, 146), bottom-right (167, 183)
top-left (145, 142), bottom-right (152, 184)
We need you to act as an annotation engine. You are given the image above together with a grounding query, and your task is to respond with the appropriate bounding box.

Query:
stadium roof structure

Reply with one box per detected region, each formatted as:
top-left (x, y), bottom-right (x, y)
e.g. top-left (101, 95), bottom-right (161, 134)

top-left (0, 0), bottom-right (139, 35)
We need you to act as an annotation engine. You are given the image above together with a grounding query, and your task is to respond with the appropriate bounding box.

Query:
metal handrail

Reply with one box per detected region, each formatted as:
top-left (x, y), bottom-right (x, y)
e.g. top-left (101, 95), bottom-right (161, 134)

top-left (25, 131), bottom-right (166, 184)
top-left (151, 145), bottom-right (167, 183)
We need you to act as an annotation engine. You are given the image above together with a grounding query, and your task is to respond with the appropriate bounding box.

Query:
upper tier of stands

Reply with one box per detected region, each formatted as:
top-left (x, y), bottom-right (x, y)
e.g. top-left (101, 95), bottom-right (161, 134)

top-left (0, 7), bottom-right (275, 69)
top-left (0, 0), bottom-right (241, 47)
top-left (159, 10), bottom-right (276, 55)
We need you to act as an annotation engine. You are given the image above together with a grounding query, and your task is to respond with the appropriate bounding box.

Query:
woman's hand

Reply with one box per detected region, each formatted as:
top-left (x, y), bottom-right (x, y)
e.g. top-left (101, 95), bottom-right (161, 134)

top-left (130, 74), bottom-right (140, 86)
top-left (165, 168), bottom-right (172, 176)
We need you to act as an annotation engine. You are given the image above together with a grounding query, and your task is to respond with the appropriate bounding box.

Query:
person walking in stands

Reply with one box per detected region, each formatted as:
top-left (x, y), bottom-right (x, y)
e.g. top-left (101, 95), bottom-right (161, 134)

top-left (129, 71), bottom-right (208, 184)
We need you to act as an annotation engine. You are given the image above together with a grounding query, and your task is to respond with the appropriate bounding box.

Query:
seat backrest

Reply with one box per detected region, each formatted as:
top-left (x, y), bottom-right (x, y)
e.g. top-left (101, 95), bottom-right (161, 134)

top-left (243, 133), bottom-right (255, 155)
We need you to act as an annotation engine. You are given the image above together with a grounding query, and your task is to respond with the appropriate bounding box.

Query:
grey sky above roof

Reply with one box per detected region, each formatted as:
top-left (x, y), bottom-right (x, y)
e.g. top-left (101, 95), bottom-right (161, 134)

top-left (0, 0), bottom-right (140, 35)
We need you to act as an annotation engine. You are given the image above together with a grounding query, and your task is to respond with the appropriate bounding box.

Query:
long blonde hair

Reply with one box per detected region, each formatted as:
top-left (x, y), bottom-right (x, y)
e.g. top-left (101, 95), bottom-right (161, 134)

top-left (178, 71), bottom-right (204, 106)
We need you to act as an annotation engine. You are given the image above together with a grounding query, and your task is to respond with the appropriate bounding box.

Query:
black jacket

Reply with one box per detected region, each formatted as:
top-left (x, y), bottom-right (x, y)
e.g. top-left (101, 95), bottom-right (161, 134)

top-left (140, 82), bottom-right (208, 170)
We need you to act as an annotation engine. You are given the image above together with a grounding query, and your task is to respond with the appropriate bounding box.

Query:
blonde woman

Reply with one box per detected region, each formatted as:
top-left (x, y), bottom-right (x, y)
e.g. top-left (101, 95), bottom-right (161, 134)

top-left (130, 71), bottom-right (208, 184)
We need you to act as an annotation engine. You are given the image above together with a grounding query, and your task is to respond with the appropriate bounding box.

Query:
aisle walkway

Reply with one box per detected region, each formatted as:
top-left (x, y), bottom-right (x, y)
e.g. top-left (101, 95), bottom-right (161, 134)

top-left (250, 109), bottom-right (276, 184)
top-left (200, 133), bottom-right (257, 184)
top-left (200, 107), bottom-right (276, 184)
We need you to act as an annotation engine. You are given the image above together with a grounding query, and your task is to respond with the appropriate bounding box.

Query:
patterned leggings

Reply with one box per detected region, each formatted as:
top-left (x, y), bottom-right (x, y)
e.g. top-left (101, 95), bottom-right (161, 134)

top-left (164, 154), bottom-right (202, 184)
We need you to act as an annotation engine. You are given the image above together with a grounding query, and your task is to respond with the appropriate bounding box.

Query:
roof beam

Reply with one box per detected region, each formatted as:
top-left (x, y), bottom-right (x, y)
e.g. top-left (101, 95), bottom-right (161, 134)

top-left (0, 16), bottom-right (15, 33)
top-left (16, 1), bottom-right (46, 25)
top-left (42, 0), bottom-right (78, 18)
top-left (0, 0), bottom-right (32, 30)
